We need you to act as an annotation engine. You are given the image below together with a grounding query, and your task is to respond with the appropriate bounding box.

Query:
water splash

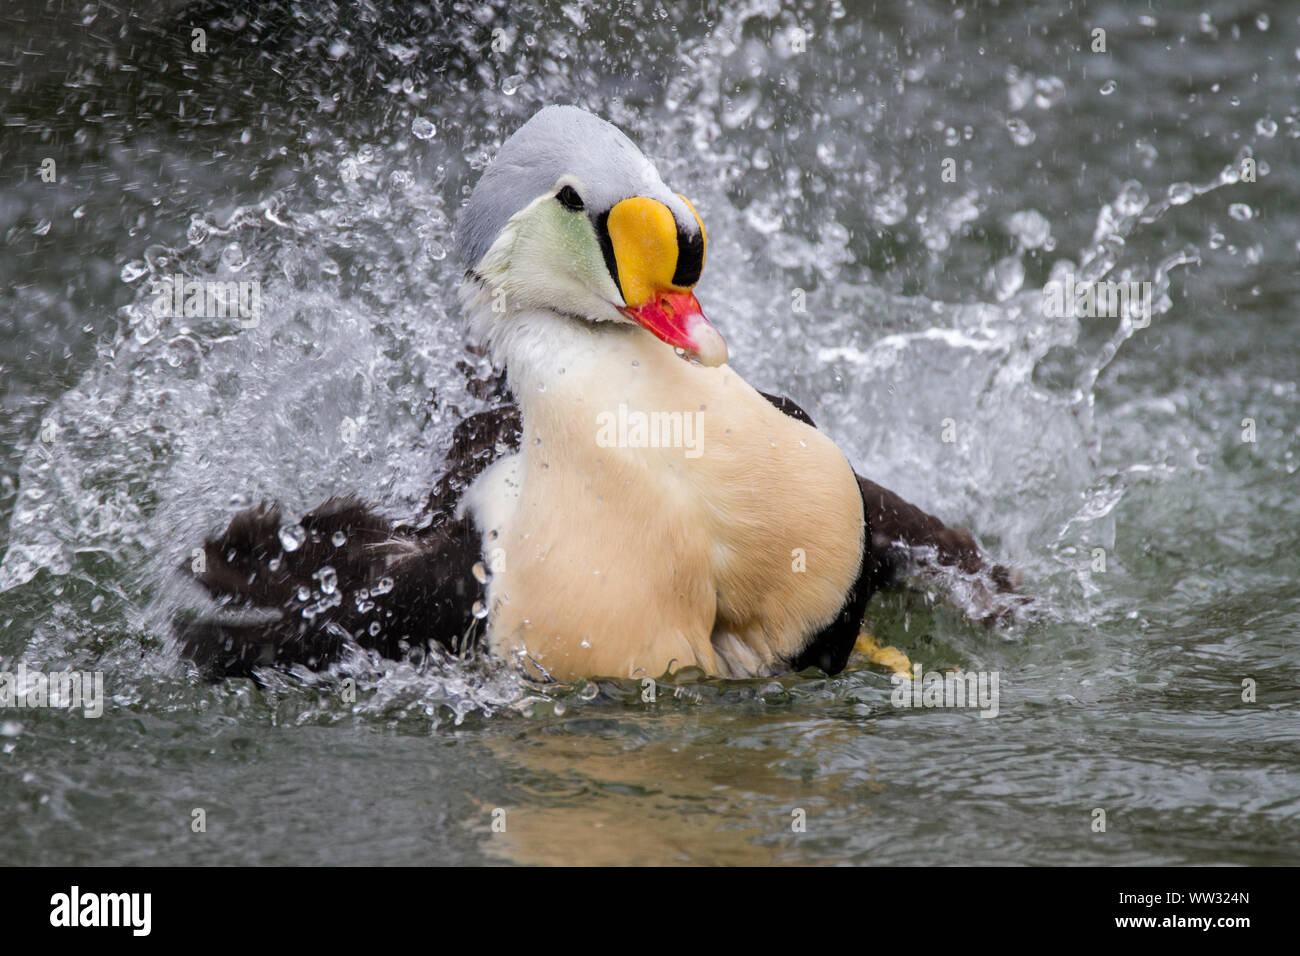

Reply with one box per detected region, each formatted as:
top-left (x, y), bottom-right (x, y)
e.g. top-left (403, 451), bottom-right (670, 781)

top-left (0, 0), bottom-right (1277, 725)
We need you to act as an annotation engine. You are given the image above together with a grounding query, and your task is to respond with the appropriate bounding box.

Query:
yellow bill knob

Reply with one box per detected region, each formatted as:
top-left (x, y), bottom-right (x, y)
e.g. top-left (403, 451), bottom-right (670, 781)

top-left (605, 197), bottom-right (684, 306)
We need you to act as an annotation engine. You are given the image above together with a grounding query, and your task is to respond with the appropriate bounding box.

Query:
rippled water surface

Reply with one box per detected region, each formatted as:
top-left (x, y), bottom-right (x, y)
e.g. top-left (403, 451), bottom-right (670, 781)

top-left (2, 0), bottom-right (1298, 865)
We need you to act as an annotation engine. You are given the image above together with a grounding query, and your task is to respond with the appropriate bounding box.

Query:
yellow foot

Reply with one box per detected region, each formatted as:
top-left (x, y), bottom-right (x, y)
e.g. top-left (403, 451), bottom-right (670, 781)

top-left (853, 628), bottom-right (913, 678)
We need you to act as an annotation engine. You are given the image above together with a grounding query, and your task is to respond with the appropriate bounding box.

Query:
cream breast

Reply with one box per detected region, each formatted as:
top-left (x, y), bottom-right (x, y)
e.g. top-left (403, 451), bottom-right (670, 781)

top-left (465, 315), bottom-right (865, 681)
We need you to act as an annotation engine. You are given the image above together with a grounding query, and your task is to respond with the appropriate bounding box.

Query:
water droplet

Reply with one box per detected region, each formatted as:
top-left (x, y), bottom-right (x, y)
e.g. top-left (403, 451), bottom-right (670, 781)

top-left (872, 185), bottom-right (908, 225)
top-left (1167, 182), bottom-right (1194, 205)
top-left (472, 600), bottom-right (489, 619)
top-left (411, 117), bottom-right (436, 140)
top-left (1006, 73), bottom-right (1034, 111)
top-left (369, 621), bottom-right (382, 636)
top-left (278, 523), bottom-right (306, 552)
top-left (744, 199), bottom-right (784, 234)
top-left (331, 531), bottom-right (347, 547)
top-left (187, 218), bottom-right (211, 245)
top-left (1006, 117), bottom-right (1035, 146)
top-left (1099, 80), bottom-right (1116, 96)
top-left (220, 242), bottom-right (245, 270)
top-left (472, 562), bottom-right (488, 584)
top-left (120, 260), bottom-right (148, 283)
top-left (1255, 118), bottom-right (1277, 138)
top-left (1005, 209), bottom-right (1052, 248)
top-left (33, 219), bottom-right (51, 236)
top-left (90, 595), bottom-right (104, 613)
top-left (0, 721), bottom-right (21, 738)
top-left (502, 74), bottom-right (525, 95)
top-left (315, 565), bottom-right (337, 594)
top-left (990, 255), bottom-right (1025, 302)
top-left (1255, 12), bottom-right (1269, 30)
top-left (1033, 75), bottom-right (1066, 109)
top-left (1116, 182), bottom-right (1150, 218)
top-left (296, 585), bottom-right (311, 602)
top-left (1228, 203), bottom-right (1253, 221)
top-left (371, 576), bottom-right (394, 595)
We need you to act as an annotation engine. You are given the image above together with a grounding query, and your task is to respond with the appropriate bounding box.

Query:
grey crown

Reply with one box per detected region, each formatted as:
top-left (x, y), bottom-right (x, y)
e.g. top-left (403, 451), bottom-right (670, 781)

top-left (455, 105), bottom-right (697, 270)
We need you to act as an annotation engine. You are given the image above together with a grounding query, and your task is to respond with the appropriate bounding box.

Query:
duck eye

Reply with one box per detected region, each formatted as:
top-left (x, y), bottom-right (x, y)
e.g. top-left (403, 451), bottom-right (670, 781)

top-left (556, 185), bottom-right (585, 211)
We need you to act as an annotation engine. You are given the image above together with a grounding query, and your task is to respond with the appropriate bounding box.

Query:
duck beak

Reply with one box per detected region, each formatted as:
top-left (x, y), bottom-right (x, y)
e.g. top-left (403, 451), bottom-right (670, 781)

top-left (619, 291), bottom-right (728, 367)
top-left (604, 194), bottom-right (725, 366)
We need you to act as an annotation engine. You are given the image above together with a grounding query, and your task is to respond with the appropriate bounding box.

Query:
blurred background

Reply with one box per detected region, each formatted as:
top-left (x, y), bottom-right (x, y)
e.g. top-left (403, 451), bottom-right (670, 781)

top-left (0, 0), bottom-right (1296, 864)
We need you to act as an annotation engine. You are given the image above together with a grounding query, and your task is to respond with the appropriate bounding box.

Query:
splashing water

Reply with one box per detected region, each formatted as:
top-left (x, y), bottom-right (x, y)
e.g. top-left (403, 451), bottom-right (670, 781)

top-left (1, 1), bottom-right (1297, 864)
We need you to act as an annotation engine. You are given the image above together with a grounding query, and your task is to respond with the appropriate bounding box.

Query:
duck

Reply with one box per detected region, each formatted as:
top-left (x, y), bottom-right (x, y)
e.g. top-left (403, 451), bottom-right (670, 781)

top-left (177, 105), bottom-right (1011, 682)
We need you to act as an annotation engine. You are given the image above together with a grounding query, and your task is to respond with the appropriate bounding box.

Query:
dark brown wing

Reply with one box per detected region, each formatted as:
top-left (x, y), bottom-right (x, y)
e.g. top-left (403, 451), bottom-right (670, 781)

top-left (176, 406), bottom-right (520, 679)
top-left (856, 476), bottom-right (1014, 592)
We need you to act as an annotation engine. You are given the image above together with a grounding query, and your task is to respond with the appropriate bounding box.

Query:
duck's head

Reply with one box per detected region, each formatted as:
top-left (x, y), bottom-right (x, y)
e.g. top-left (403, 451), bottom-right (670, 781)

top-left (455, 105), bottom-right (726, 367)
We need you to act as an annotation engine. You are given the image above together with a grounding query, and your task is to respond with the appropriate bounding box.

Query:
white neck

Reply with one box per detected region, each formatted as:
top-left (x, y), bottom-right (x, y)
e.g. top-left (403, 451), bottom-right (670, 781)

top-left (459, 277), bottom-right (653, 404)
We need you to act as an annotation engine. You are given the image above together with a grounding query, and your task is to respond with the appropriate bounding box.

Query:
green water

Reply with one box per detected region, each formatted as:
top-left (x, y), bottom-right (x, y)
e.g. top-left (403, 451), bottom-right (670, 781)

top-left (1, 0), bottom-right (1297, 865)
